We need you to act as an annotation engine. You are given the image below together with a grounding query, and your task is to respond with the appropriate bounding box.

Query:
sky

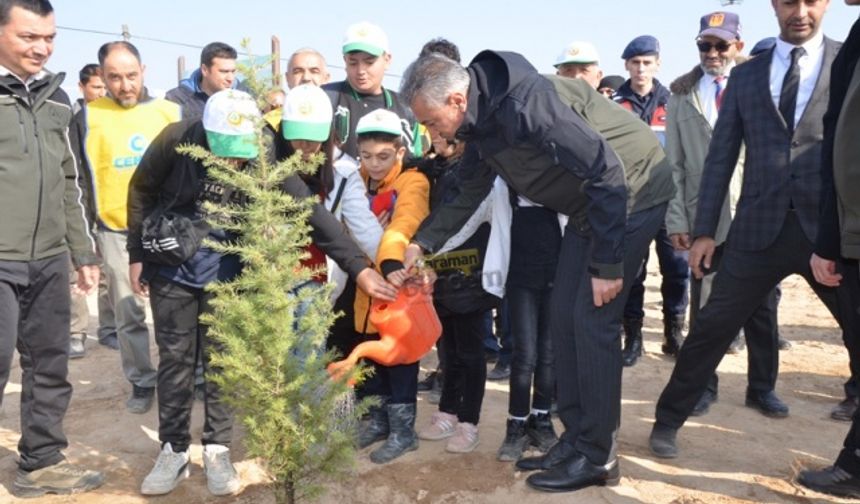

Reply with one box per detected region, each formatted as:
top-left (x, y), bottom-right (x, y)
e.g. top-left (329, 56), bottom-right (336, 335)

top-left (48, 0), bottom-right (860, 98)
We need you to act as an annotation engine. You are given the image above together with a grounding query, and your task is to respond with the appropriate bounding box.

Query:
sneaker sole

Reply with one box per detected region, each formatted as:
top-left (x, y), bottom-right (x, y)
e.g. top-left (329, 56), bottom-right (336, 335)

top-left (141, 465), bottom-right (190, 496)
top-left (14, 477), bottom-right (103, 498)
top-left (419, 430), bottom-right (455, 441)
top-left (446, 439), bottom-right (479, 453)
top-left (207, 478), bottom-right (241, 496)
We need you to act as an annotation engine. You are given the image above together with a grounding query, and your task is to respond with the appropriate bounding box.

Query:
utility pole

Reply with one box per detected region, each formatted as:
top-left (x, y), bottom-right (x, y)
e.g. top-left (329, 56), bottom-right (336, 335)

top-left (177, 56), bottom-right (186, 85)
top-left (121, 24), bottom-right (130, 41)
top-left (271, 35), bottom-right (281, 86)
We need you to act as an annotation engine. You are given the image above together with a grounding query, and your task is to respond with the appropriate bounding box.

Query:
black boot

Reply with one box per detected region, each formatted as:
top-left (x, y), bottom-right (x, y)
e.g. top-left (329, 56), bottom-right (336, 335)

top-left (417, 371), bottom-right (438, 392)
top-left (497, 418), bottom-right (529, 462)
top-left (662, 315), bottom-right (685, 357)
top-left (526, 412), bottom-right (558, 453)
top-left (357, 396), bottom-right (389, 448)
top-left (369, 403), bottom-right (418, 464)
top-left (622, 318), bottom-right (643, 367)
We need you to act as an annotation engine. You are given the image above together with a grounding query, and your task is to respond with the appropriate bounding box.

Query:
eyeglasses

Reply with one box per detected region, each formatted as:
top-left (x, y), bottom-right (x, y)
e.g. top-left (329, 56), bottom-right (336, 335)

top-left (697, 40), bottom-right (733, 53)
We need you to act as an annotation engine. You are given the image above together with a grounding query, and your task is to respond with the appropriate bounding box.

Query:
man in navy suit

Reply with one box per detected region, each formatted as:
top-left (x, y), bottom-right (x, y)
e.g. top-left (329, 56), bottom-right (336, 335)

top-left (649, 0), bottom-right (852, 458)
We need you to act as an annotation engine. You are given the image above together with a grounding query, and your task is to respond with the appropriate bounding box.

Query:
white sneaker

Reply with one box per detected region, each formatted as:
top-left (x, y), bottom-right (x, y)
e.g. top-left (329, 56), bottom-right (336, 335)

top-left (446, 422), bottom-right (479, 453)
top-left (140, 443), bottom-right (189, 495)
top-left (419, 411), bottom-right (458, 441)
top-left (203, 444), bottom-right (240, 496)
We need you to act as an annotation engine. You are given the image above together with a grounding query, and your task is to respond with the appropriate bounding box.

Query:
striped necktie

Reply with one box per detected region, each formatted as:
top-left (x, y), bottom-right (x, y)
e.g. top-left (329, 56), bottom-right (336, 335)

top-left (714, 76), bottom-right (726, 111)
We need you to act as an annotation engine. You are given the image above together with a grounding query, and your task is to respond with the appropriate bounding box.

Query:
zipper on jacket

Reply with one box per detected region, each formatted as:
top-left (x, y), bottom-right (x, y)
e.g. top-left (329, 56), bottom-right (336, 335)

top-left (28, 94), bottom-right (44, 259)
top-left (547, 141), bottom-right (560, 165)
top-left (14, 103), bottom-right (28, 154)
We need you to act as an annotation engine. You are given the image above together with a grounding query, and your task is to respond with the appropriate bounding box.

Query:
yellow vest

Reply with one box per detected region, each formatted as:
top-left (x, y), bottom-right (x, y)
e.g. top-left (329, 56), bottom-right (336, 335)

top-left (84, 97), bottom-right (180, 230)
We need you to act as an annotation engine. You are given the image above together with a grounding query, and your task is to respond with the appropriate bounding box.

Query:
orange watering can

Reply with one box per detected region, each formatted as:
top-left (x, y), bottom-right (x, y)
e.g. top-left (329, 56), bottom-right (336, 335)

top-left (327, 281), bottom-right (442, 382)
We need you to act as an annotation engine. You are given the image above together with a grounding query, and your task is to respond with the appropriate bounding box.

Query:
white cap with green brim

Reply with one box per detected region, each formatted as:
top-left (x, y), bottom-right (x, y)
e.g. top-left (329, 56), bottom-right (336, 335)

top-left (356, 109), bottom-right (403, 137)
top-left (203, 89), bottom-right (261, 159)
top-left (342, 21), bottom-right (389, 57)
top-left (555, 41), bottom-right (600, 67)
top-left (282, 84), bottom-right (333, 142)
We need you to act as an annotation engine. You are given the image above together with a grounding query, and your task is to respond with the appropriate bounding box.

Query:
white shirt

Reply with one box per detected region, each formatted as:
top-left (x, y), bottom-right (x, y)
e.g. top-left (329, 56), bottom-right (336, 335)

top-left (697, 62), bottom-right (735, 128)
top-left (769, 31), bottom-right (825, 127)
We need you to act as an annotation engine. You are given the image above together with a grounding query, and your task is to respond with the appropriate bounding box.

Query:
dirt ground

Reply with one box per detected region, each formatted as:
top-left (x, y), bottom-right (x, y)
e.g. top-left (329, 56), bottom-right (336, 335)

top-left (0, 253), bottom-right (857, 504)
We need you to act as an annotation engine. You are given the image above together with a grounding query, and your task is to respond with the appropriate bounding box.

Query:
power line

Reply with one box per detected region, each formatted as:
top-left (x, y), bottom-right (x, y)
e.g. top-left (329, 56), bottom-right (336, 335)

top-left (56, 25), bottom-right (404, 78)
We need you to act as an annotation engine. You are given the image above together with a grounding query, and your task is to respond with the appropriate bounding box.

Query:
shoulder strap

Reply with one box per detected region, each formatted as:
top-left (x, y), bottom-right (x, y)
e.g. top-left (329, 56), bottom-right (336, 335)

top-left (329, 177), bottom-right (348, 215)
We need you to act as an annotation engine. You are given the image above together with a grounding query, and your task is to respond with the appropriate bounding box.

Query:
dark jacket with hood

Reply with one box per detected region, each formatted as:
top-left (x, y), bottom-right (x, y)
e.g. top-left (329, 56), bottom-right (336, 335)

top-left (414, 51), bottom-right (641, 278)
top-left (0, 70), bottom-right (98, 267)
top-left (165, 69), bottom-right (247, 120)
top-left (817, 16), bottom-right (860, 260)
top-left (126, 119), bottom-right (371, 282)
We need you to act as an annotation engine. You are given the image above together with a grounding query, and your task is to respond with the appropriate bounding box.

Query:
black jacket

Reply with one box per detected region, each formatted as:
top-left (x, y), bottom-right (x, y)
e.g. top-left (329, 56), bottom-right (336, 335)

top-left (165, 70), bottom-right (249, 121)
top-left (817, 17), bottom-right (860, 260)
top-left (126, 120), bottom-right (371, 279)
top-left (413, 50), bottom-right (628, 278)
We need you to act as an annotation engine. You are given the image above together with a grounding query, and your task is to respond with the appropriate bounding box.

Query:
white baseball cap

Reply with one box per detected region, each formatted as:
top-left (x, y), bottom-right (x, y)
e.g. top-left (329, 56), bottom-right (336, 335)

top-left (281, 84), bottom-right (333, 142)
top-left (342, 21), bottom-right (389, 57)
top-left (203, 89), bottom-right (261, 159)
top-left (356, 109), bottom-right (403, 137)
top-left (555, 41), bottom-right (600, 67)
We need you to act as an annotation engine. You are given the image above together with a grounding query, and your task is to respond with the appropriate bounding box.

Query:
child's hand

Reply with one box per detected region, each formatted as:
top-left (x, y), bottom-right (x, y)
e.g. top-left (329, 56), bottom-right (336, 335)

top-left (386, 268), bottom-right (411, 287)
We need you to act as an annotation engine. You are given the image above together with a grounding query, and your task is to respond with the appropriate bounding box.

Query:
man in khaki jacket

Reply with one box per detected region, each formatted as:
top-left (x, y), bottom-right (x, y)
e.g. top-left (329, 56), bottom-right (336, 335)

top-left (664, 11), bottom-right (783, 417)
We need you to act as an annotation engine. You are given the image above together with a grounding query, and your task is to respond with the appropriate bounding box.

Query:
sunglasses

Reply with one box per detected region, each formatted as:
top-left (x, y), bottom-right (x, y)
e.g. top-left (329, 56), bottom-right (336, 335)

top-left (697, 40), bottom-right (733, 53)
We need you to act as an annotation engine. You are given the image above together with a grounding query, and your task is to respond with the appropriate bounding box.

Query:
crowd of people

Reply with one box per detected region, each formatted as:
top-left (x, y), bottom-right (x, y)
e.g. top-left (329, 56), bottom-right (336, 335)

top-left (1, 0), bottom-right (860, 500)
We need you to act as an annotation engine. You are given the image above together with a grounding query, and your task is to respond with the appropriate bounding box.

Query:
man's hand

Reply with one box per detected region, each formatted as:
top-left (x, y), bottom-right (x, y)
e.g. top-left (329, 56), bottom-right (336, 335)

top-left (73, 265), bottom-right (99, 296)
top-left (385, 268), bottom-right (411, 288)
top-left (403, 243), bottom-right (425, 272)
top-left (670, 233), bottom-right (691, 251)
top-left (810, 253), bottom-right (842, 287)
top-left (129, 262), bottom-right (149, 297)
top-left (689, 237), bottom-right (716, 280)
top-left (592, 277), bottom-right (623, 307)
top-left (356, 268), bottom-right (398, 302)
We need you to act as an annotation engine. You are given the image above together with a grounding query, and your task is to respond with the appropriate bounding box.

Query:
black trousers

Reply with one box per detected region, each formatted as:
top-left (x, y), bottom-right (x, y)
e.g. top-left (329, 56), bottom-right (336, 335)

top-left (624, 225), bottom-right (690, 320)
top-left (362, 360), bottom-right (419, 404)
top-left (690, 244), bottom-right (780, 395)
top-left (837, 260), bottom-right (860, 400)
top-left (656, 211), bottom-right (851, 429)
top-left (0, 253), bottom-right (72, 471)
top-left (835, 268), bottom-right (860, 477)
top-left (438, 311), bottom-right (487, 425)
top-left (507, 284), bottom-right (555, 417)
top-left (552, 203), bottom-right (666, 466)
top-left (149, 275), bottom-right (232, 452)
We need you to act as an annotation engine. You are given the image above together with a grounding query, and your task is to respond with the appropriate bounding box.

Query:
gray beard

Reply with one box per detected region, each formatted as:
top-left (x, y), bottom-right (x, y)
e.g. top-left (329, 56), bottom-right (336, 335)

top-left (700, 63), bottom-right (727, 77)
top-left (118, 97), bottom-right (139, 108)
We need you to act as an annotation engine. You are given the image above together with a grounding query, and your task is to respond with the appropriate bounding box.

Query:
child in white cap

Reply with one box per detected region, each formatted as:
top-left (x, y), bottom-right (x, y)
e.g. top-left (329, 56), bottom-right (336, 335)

top-left (352, 109), bottom-right (430, 464)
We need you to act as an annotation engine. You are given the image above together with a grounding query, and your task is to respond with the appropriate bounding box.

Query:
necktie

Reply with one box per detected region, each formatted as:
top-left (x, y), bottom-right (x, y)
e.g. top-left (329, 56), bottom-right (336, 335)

top-left (714, 76), bottom-right (725, 111)
top-left (779, 46), bottom-right (806, 132)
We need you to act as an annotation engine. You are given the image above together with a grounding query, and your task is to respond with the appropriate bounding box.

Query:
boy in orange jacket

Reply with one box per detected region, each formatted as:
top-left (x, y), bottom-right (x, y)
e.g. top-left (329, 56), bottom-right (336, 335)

top-left (354, 109), bottom-right (430, 464)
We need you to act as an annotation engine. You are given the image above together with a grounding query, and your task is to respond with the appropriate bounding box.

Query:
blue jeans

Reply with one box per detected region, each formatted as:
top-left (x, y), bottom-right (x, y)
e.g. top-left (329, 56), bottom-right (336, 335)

top-left (506, 285), bottom-right (555, 417)
top-left (624, 225), bottom-right (690, 320)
